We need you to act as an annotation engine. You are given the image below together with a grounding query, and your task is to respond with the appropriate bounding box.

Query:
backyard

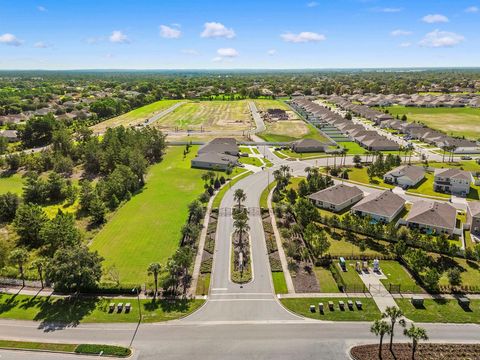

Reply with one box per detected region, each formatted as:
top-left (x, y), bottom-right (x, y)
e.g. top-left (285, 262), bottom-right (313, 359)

top-left (90, 145), bottom-right (205, 285)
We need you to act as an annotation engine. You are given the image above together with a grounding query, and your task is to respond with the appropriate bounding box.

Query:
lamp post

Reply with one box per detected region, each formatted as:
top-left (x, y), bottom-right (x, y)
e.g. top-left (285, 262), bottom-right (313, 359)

top-left (133, 287), bottom-right (142, 321)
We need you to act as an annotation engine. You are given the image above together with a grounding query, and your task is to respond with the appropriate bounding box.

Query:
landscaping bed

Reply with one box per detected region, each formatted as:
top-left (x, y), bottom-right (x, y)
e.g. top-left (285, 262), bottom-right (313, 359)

top-left (197, 209), bottom-right (217, 295)
top-left (350, 343), bottom-right (480, 360)
top-left (231, 225), bottom-right (252, 284)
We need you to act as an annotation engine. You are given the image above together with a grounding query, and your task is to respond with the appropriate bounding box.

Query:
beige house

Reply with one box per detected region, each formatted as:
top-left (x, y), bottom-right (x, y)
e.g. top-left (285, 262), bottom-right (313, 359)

top-left (434, 168), bottom-right (472, 197)
top-left (383, 165), bottom-right (425, 188)
top-left (466, 202), bottom-right (480, 237)
top-left (351, 190), bottom-right (406, 223)
top-left (308, 184), bottom-right (364, 212)
top-left (405, 201), bottom-right (457, 235)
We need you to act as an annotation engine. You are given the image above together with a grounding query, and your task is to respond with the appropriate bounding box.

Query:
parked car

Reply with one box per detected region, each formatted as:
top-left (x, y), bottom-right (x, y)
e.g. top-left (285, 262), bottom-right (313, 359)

top-left (461, 156), bottom-right (472, 160)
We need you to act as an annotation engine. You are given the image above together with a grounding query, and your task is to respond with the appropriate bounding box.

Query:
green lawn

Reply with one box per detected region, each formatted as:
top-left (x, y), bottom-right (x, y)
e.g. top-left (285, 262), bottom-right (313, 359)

top-left (280, 297), bottom-right (380, 321)
top-left (239, 156), bottom-right (263, 167)
top-left (196, 273), bottom-right (211, 296)
top-left (280, 149), bottom-right (328, 159)
top-left (272, 272), bottom-right (288, 294)
top-left (379, 261), bottom-right (423, 293)
top-left (347, 167), bottom-right (395, 189)
top-left (0, 293), bottom-right (204, 323)
top-left (339, 142), bottom-right (367, 154)
top-left (424, 161), bottom-right (480, 172)
top-left (90, 146), bottom-right (205, 284)
top-left (406, 172), bottom-right (450, 199)
top-left (384, 106), bottom-right (480, 140)
top-left (254, 99), bottom-right (292, 112)
top-left (395, 298), bottom-right (480, 323)
top-left (211, 170), bottom-right (252, 208)
top-left (260, 181), bottom-right (276, 208)
top-left (314, 266), bottom-right (341, 293)
top-left (0, 173), bottom-right (24, 195)
top-left (92, 99), bottom-right (181, 132)
top-left (338, 262), bottom-right (365, 288)
top-left (437, 257), bottom-right (480, 288)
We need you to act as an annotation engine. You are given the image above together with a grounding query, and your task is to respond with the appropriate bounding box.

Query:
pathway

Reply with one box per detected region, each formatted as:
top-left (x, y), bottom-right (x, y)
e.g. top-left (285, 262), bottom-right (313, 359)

top-left (357, 267), bottom-right (398, 313)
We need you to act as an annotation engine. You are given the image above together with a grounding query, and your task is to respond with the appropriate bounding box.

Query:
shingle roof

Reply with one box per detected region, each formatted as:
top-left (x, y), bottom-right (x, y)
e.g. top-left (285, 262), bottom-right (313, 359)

top-left (199, 138), bottom-right (239, 155)
top-left (292, 138), bottom-right (326, 149)
top-left (308, 184), bottom-right (363, 205)
top-left (434, 168), bottom-right (472, 181)
top-left (193, 152), bottom-right (238, 165)
top-left (406, 201), bottom-right (457, 230)
top-left (352, 190), bottom-right (405, 218)
top-left (468, 201), bottom-right (480, 218)
top-left (384, 165), bottom-right (425, 182)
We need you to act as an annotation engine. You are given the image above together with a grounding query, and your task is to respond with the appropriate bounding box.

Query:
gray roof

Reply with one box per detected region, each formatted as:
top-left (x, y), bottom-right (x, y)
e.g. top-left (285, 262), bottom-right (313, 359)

top-left (434, 168), bottom-right (472, 181)
top-left (292, 138), bottom-right (326, 149)
top-left (0, 130), bottom-right (18, 139)
top-left (192, 152), bottom-right (237, 165)
top-left (384, 165), bottom-right (425, 182)
top-left (468, 201), bottom-right (480, 218)
top-left (406, 201), bottom-right (457, 230)
top-left (352, 190), bottom-right (405, 218)
top-left (199, 138), bottom-right (239, 156)
top-left (308, 184), bottom-right (363, 205)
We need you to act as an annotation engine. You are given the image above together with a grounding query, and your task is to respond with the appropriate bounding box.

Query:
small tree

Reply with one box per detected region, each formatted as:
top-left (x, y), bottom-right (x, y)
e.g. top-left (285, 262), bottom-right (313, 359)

top-left (148, 262), bottom-right (162, 301)
top-left (30, 257), bottom-right (47, 288)
top-left (353, 154), bottom-right (362, 168)
top-left (370, 319), bottom-right (392, 359)
top-left (9, 248), bottom-right (29, 287)
top-left (404, 324), bottom-right (428, 360)
top-left (382, 306), bottom-right (406, 352)
top-left (447, 267), bottom-right (462, 287)
top-left (233, 188), bottom-right (247, 210)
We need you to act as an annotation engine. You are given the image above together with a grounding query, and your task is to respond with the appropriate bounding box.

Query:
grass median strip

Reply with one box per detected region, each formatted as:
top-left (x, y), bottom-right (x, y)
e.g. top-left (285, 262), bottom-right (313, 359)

top-left (0, 340), bottom-right (131, 357)
top-left (212, 171), bottom-right (252, 208)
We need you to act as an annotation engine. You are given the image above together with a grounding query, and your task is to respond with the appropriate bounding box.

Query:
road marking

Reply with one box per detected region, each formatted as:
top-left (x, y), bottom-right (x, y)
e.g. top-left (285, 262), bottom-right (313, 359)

top-left (210, 293), bottom-right (272, 296)
top-left (209, 298), bottom-right (275, 302)
top-left (211, 288), bottom-right (228, 291)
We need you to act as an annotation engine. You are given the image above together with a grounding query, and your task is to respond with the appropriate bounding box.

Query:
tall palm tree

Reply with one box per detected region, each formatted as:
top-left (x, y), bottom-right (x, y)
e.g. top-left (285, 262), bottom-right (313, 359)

top-left (370, 319), bottom-right (392, 359)
top-left (404, 324), bottom-right (428, 360)
top-left (9, 248), bottom-right (29, 287)
top-left (234, 216), bottom-right (250, 245)
top-left (233, 188), bottom-right (247, 210)
top-left (382, 306), bottom-right (406, 352)
top-left (30, 257), bottom-right (47, 288)
top-left (147, 262), bottom-right (162, 301)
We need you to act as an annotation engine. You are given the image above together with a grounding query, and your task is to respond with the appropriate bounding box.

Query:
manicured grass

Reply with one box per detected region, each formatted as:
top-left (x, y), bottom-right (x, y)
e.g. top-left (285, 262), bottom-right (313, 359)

top-left (280, 149), bottom-right (327, 159)
top-left (0, 293), bottom-right (204, 323)
top-left (156, 100), bottom-right (252, 131)
top-left (273, 150), bottom-right (289, 159)
top-left (254, 99), bottom-right (292, 112)
top-left (395, 298), bottom-right (480, 323)
top-left (339, 142), bottom-right (367, 154)
top-left (379, 261), bottom-right (423, 293)
top-left (260, 181), bottom-right (276, 208)
top-left (212, 171), bottom-right (252, 208)
top-left (196, 273), bottom-right (210, 296)
top-left (92, 99), bottom-right (181, 132)
top-left (406, 172), bottom-right (450, 199)
top-left (0, 339), bottom-right (76, 352)
top-left (75, 344), bottom-right (131, 357)
top-left (90, 146), bottom-right (205, 284)
top-left (272, 272), bottom-right (288, 294)
top-left (437, 257), bottom-right (480, 288)
top-left (384, 106), bottom-right (480, 140)
top-left (0, 173), bottom-right (24, 195)
top-left (314, 266), bottom-right (341, 293)
top-left (347, 167), bottom-right (395, 189)
top-left (239, 156), bottom-right (263, 167)
top-left (251, 147), bottom-right (261, 155)
top-left (280, 297), bottom-right (381, 321)
top-left (425, 161), bottom-right (480, 172)
top-left (337, 262), bottom-right (365, 288)
top-left (327, 233), bottom-right (387, 258)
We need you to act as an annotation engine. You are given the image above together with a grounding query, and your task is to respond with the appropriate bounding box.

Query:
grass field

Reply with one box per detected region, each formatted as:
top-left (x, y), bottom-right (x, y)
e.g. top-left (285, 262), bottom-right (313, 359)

top-left (339, 142), bottom-right (368, 154)
top-left (314, 266), bottom-right (341, 293)
top-left (155, 100), bottom-right (252, 131)
top-left (379, 261), bottom-right (423, 293)
top-left (384, 106), bottom-right (480, 140)
top-left (272, 272), bottom-right (288, 294)
top-left (280, 297), bottom-right (380, 321)
top-left (92, 100), bottom-right (181, 133)
top-left (90, 146), bottom-right (205, 284)
top-left (239, 156), bottom-right (263, 167)
top-left (347, 167), bottom-right (395, 189)
top-left (0, 173), bottom-right (24, 195)
top-left (395, 298), bottom-right (480, 323)
top-left (0, 293), bottom-right (204, 323)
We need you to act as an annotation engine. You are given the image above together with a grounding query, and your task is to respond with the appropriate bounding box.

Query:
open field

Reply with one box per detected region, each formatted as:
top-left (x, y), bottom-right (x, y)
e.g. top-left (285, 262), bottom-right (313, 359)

top-left (154, 100), bottom-right (252, 131)
top-left (0, 293), bottom-right (204, 323)
top-left (90, 146), bottom-right (205, 284)
top-left (384, 106), bottom-right (480, 140)
top-left (280, 297), bottom-right (380, 321)
top-left (0, 173), bottom-right (24, 195)
top-left (254, 99), bottom-right (292, 112)
top-left (395, 298), bottom-right (480, 323)
top-left (91, 99), bottom-right (181, 133)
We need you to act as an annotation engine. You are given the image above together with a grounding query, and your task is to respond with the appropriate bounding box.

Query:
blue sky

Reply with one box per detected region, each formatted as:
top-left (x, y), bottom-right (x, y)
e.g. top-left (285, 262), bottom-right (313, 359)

top-left (0, 0), bottom-right (479, 69)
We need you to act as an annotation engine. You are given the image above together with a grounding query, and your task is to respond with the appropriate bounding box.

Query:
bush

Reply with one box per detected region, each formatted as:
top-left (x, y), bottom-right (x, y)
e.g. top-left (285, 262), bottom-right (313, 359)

top-left (75, 344), bottom-right (131, 357)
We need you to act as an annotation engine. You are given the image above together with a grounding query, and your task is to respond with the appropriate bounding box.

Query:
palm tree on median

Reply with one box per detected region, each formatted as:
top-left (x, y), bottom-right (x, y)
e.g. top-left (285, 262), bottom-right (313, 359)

top-left (147, 262), bottom-right (162, 302)
top-left (404, 324), bottom-right (428, 360)
top-left (370, 319), bottom-right (392, 359)
top-left (233, 188), bottom-right (247, 210)
top-left (382, 306), bottom-right (406, 352)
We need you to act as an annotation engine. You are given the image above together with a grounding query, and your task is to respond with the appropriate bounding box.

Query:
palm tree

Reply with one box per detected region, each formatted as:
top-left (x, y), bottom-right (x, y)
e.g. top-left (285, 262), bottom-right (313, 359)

top-left (9, 248), bottom-right (29, 287)
top-left (233, 188), bottom-right (246, 210)
top-left (30, 257), bottom-right (47, 288)
top-left (234, 215), bottom-right (250, 245)
top-left (370, 319), bottom-right (392, 359)
top-left (404, 324), bottom-right (428, 360)
top-left (147, 262), bottom-right (162, 301)
top-left (382, 306), bottom-right (406, 352)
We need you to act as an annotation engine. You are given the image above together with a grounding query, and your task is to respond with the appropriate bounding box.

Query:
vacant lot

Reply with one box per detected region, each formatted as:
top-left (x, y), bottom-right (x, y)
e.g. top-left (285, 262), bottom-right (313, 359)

top-left (90, 146), bottom-right (204, 284)
top-left (384, 106), bottom-right (480, 140)
top-left (155, 100), bottom-right (252, 131)
top-left (92, 99), bottom-right (181, 133)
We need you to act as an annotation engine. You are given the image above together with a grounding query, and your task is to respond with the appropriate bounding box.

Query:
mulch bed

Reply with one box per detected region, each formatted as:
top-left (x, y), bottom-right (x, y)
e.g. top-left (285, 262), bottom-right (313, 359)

top-left (292, 262), bottom-right (320, 293)
top-left (351, 343), bottom-right (480, 360)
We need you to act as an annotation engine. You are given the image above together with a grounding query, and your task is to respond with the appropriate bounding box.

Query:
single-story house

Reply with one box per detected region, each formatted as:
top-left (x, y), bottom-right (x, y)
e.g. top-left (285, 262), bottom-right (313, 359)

top-left (434, 168), bottom-right (472, 197)
top-left (361, 137), bottom-right (400, 151)
top-left (308, 184), bottom-right (364, 212)
top-left (198, 137), bottom-right (239, 156)
top-left (351, 190), bottom-right (406, 223)
top-left (191, 152), bottom-right (238, 171)
top-left (383, 165), bottom-right (426, 188)
top-left (291, 138), bottom-right (327, 153)
top-left (466, 202), bottom-right (480, 237)
top-left (405, 201), bottom-right (457, 235)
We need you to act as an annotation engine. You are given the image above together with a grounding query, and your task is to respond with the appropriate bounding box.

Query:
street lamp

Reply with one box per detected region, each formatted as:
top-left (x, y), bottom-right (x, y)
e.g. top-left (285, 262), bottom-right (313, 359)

top-left (128, 287), bottom-right (142, 348)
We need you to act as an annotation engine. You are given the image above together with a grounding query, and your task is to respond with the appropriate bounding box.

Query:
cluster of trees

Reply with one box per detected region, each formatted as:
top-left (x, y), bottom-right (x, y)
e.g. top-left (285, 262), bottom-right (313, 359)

top-left (366, 153), bottom-right (402, 181)
top-left (297, 167), bottom-right (334, 197)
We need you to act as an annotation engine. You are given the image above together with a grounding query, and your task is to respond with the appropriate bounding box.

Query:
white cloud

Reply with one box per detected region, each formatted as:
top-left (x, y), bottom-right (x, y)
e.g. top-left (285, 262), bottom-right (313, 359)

top-left (267, 49), bottom-right (276, 56)
top-left (160, 25), bottom-right (181, 39)
top-left (391, 29), bottom-right (412, 36)
top-left (399, 42), bottom-right (412, 48)
top-left (212, 56), bottom-right (223, 62)
top-left (422, 14), bottom-right (449, 23)
top-left (0, 33), bottom-right (23, 46)
top-left (37, 5), bottom-right (47, 12)
top-left (182, 49), bottom-right (199, 55)
top-left (307, 2), bottom-right (318, 7)
top-left (201, 22), bottom-right (235, 39)
top-left (419, 29), bottom-right (464, 48)
top-left (109, 30), bottom-right (129, 43)
top-left (378, 8), bottom-right (402, 13)
top-left (217, 47), bottom-right (239, 57)
top-left (281, 31), bottom-right (326, 43)
top-left (465, 6), bottom-right (478, 13)
top-left (34, 41), bottom-right (50, 48)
